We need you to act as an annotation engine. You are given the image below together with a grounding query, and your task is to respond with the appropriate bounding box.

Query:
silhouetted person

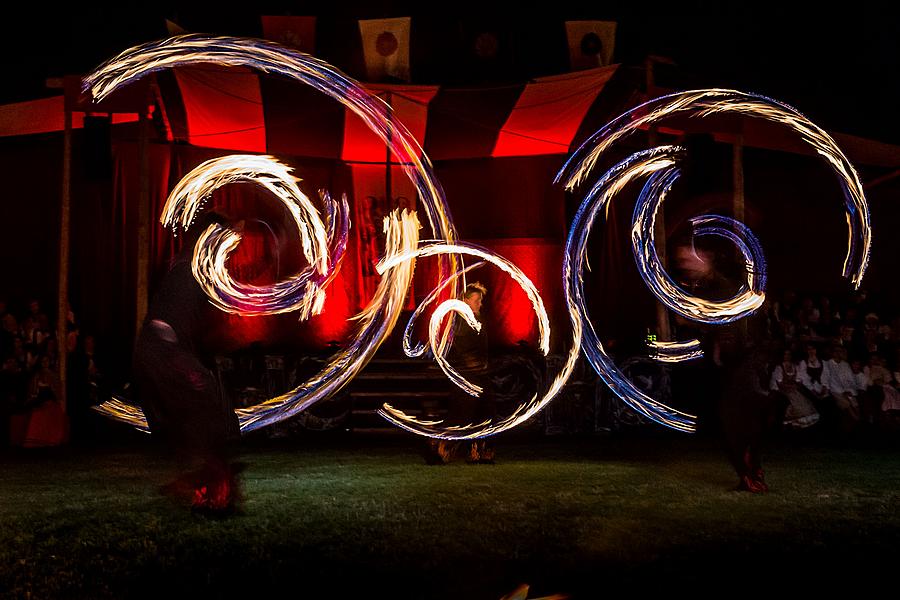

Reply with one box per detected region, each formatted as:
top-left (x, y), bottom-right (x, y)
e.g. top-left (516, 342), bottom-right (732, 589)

top-left (719, 340), bottom-right (776, 492)
top-left (426, 282), bottom-right (495, 464)
top-left (671, 237), bottom-right (774, 492)
top-left (133, 211), bottom-right (242, 515)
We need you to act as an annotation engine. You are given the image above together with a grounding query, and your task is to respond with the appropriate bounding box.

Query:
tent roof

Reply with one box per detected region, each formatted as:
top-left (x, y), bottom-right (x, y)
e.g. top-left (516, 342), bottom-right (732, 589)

top-left (2, 65), bottom-right (900, 171)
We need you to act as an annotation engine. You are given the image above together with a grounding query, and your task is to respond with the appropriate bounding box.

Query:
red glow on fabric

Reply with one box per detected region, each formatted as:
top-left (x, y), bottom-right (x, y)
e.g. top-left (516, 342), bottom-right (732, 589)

top-left (492, 66), bottom-right (616, 157)
top-left (174, 66), bottom-right (266, 152)
top-left (202, 222), bottom-right (352, 350)
top-left (216, 225), bottom-right (281, 347)
top-left (305, 266), bottom-right (353, 346)
top-left (341, 85), bottom-right (438, 163)
top-left (468, 239), bottom-right (563, 348)
top-left (0, 96), bottom-right (139, 137)
top-left (349, 163), bottom-right (418, 311)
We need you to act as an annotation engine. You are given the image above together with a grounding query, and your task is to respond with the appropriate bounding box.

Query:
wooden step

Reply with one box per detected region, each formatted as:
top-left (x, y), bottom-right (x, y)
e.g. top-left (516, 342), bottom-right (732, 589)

top-left (354, 372), bottom-right (445, 381)
top-left (349, 391), bottom-right (449, 399)
top-left (352, 408), bottom-right (448, 416)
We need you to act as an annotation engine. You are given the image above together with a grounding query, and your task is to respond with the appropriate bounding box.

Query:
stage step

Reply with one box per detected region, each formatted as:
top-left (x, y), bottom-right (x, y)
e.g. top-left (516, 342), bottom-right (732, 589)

top-left (355, 372), bottom-right (445, 380)
top-left (217, 351), bottom-right (456, 432)
top-left (350, 391), bottom-right (448, 399)
top-left (343, 357), bottom-right (451, 430)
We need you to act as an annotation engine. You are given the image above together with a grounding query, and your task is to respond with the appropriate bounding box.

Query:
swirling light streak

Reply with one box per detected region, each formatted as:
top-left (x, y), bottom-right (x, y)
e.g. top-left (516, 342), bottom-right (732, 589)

top-left (375, 243), bottom-right (550, 355)
top-left (95, 209), bottom-right (423, 432)
top-left (87, 38), bottom-right (872, 442)
top-left (689, 214), bottom-right (766, 291)
top-left (376, 242), bottom-right (585, 439)
top-left (94, 394), bottom-right (152, 434)
top-left (83, 34), bottom-right (456, 254)
top-left (631, 149), bottom-right (766, 324)
top-left (85, 36), bottom-right (461, 432)
top-left (428, 299), bottom-right (483, 396)
top-left (647, 340), bottom-right (704, 363)
top-left (558, 90), bottom-right (870, 433)
top-left (401, 260), bottom-right (486, 359)
top-left (83, 33), bottom-right (462, 303)
top-left (163, 154), bottom-right (346, 318)
top-left (234, 209), bottom-right (421, 431)
top-left (557, 89), bottom-right (871, 290)
top-left (564, 147), bottom-right (698, 432)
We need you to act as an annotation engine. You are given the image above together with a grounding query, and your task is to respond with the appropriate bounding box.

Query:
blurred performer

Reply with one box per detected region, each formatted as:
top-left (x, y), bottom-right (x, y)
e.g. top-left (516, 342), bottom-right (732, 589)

top-left (673, 240), bottom-right (774, 492)
top-left (133, 211), bottom-right (242, 515)
top-left (426, 282), bottom-right (495, 464)
top-left (670, 242), bottom-right (729, 431)
top-left (718, 336), bottom-right (776, 492)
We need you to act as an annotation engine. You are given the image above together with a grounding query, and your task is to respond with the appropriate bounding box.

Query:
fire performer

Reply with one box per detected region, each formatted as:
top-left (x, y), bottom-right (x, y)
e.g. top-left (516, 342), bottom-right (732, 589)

top-left (133, 211), bottom-right (243, 515)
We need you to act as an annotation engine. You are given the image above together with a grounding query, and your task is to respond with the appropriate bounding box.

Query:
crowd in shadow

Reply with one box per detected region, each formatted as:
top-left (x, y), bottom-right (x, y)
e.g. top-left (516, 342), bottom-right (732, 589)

top-left (0, 296), bottom-right (106, 447)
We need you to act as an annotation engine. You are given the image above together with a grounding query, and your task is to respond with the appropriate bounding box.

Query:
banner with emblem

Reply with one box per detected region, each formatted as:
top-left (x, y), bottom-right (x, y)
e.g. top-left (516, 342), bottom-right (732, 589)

top-left (358, 17), bottom-right (412, 83)
top-left (565, 21), bottom-right (617, 70)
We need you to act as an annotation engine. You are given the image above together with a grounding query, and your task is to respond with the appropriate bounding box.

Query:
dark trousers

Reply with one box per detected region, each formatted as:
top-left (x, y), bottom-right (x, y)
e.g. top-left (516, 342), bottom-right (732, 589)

top-left (133, 331), bottom-right (238, 459)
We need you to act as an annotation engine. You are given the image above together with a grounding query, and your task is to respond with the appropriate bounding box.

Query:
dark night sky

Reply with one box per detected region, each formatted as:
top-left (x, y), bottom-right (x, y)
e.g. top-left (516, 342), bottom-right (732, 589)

top-left (2, 3), bottom-right (897, 143)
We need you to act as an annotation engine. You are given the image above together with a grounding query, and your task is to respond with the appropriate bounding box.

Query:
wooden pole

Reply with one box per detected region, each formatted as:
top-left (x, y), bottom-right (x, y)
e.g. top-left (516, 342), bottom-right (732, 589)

top-left (733, 133), bottom-right (745, 225)
top-left (644, 58), bottom-right (672, 341)
top-left (135, 102), bottom-right (151, 337)
top-left (649, 125), bottom-right (672, 342)
top-left (733, 133), bottom-right (747, 336)
top-left (57, 109), bottom-right (72, 411)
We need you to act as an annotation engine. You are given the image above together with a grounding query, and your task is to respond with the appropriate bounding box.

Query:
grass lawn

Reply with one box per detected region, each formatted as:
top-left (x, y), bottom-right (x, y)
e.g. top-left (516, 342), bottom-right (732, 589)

top-left (1, 430), bottom-right (899, 598)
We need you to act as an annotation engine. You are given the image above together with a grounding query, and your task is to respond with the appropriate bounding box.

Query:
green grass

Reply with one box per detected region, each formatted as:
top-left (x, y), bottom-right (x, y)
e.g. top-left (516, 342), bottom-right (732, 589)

top-left (1, 432), bottom-right (899, 598)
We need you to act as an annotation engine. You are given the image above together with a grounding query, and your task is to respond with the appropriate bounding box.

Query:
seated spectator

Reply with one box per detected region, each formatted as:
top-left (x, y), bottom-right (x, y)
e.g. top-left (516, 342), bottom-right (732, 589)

top-left (850, 357), bottom-right (869, 389)
top-left (800, 297), bottom-right (820, 327)
top-left (888, 316), bottom-right (900, 349)
top-left (29, 354), bottom-right (62, 406)
top-left (795, 310), bottom-right (822, 344)
top-left (851, 356), bottom-right (873, 421)
top-left (822, 345), bottom-right (861, 429)
top-left (878, 320), bottom-right (894, 349)
top-left (818, 296), bottom-right (837, 337)
top-left (883, 360), bottom-right (900, 430)
top-left (1, 313), bottom-right (19, 357)
top-left (839, 322), bottom-right (856, 349)
top-left (862, 313), bottom-right (881, 355)
top-left (18, 355), bottom-right (69, 447)
top-left (798, 343), bottom-right (828, 400)
top-left (21, 316), bottom-right (38, 348)
top-left (867, 354), bottom-right (900, 425)
top-left (779, 318), bottom-right (797, 346)
top-left (771, 349), bottom-right (819, 429)
top-left (10, 338), bottom-right (29, 373)
top-left (27, 299), bottom-right (47, 329)
top-left (774, 290), bottom-right (799, 325)
top-left (44, 338), bottom-right (59, 370)
top-left (34, 314), bottom-right (52, 352)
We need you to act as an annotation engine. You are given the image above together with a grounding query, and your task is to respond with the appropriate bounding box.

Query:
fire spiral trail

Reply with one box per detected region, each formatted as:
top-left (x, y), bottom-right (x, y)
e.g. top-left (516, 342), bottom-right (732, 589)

top-left (85, 35), bottom-right (458, 432)
top-left (557, 89), bottom-right (871, 432)
top-left (84, 37), bottom-right (871, 439)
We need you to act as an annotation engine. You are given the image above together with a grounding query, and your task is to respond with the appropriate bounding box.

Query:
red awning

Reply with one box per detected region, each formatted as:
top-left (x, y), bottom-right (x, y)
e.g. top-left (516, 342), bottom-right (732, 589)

top-left (172, 65), bottom-right (266, 153)
top-left (4, 65), bottom-right (900, 170)
top-left (341, 85), bottom-right (439, 163)
top-left (492, 67), bottom-right (616, 157)
top-left (162, 64), bottom-right (619, 160)
top-left (0, 96), bottom-right (138, 137)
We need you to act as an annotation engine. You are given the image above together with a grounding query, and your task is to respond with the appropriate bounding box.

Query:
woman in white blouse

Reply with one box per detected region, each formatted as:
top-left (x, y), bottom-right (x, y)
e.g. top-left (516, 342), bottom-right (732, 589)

top-left (772, 349), bottom-right (820, 429)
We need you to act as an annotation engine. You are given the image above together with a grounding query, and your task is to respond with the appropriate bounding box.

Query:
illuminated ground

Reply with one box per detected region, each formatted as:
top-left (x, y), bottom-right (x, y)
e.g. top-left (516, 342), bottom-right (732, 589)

top-left (1, 430), bottom-right (898, 598)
